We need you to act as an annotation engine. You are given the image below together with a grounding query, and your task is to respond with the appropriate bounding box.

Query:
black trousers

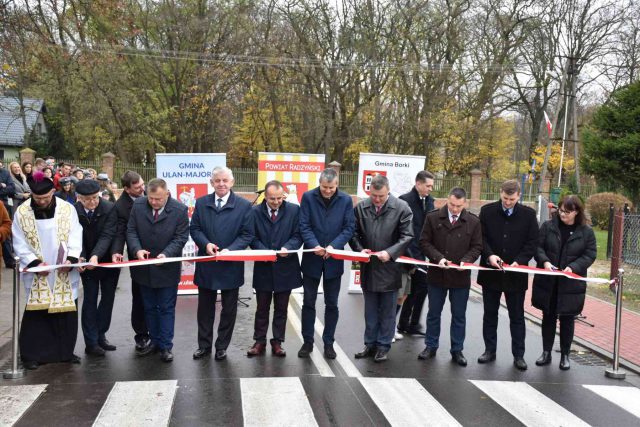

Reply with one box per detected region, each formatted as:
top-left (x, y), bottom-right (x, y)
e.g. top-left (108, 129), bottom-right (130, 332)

top-left (541, 282), bottom-right (575, 353)
top-left (482, 288), bottom-right (526, 357)
top-left (254, 290), bottom-right (291, 344)
top-left (197, 287), bottom-right (239, 351)
top-left (81, 270), bottom-right (119, 347)
top-left (131, 279), bottom-right (149, 344)
top-left (398, 269), bottom-right (428, 329)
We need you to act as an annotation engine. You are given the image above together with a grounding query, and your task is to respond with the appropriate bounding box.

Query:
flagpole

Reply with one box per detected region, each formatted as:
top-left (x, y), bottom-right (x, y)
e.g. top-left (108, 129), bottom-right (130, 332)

top-left (558, 89), bottom-right (570, 187)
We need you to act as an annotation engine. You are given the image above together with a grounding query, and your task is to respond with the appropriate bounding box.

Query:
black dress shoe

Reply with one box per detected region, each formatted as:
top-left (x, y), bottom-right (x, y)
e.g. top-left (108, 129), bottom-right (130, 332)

top-left (418, 347), bottom-right (437, 360)
top-left (514, 357), bottom-right (528, 371)
top-left (214, 349), bottom-right (227, 361)
top-left (160, 349), bottom-right (174, 363)
top-left (355, 346), bottom-right (377, 359)
top-left (477, 351), bottom-right (496, 364)
top-left (324, 344), bottom-right (337, 359)
top-left (451, 351), bottom-right (467, 366)
top-left (98, 339), bottom-right (116, 351)
top-left (374, 349), bottom-right (389, 363)
top-left (193, 348), bottom-right (212, 359)
top-left (535, 351), bottom-right (552, 366)
top-left (23, 360), bottom-right (39, 370)
top-left (136, 343), bottom-right (158, 357)
top-left (559, 353), bottom-right (571, 370)
top-left (85, 345), bottom-right (106, 357)
top-left (297, 342), bottom-right (313, 358)
top-left (135, 338), bottom-right (150, 351)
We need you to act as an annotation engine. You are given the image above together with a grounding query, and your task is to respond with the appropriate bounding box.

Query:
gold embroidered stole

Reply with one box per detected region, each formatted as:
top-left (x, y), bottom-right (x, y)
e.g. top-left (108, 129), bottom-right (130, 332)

top-left (17, 201), bottom-right (76, 313)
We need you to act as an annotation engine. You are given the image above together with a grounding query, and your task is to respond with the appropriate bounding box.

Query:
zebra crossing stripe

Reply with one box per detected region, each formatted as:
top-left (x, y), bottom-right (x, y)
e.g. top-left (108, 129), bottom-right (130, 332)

top-left (583, 385), bottom-right (640, 418)
top-left (358, 377), bottom-right (462, 427)
top-left (471, 380), bottom-right (591, 427)
top-left (240, 377), bottom-right (318, 427)
top-left (92, 380), bottom-right (178, 427)
top-left (0, 384), bottom-right (47, 426)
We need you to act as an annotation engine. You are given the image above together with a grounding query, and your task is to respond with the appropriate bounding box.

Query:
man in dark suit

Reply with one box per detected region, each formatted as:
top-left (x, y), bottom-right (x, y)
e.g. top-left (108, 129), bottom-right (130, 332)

top-left (75, 179), bottom-right (119, 357)
top-left (477, 180), bottom-right (539, 370)
top-left (126, 178), bottom-right (189, 363)
top-left (298, 168), bottom-right (355, 359)
top-left (398, 170), bottom-right (435, 336)
top-left (419, 187), bottom-right (482, 366)
top-left (112, 171), bottom-right (151, 353)
top-left (190, 166), bottom-right (253, 361)
top-left (247, 180), bottom-right (302, 357)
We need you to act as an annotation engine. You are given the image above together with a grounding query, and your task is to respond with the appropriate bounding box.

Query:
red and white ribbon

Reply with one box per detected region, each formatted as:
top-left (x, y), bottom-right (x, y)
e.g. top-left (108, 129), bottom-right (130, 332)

top-left (21, 247), bottom-right (611, 284)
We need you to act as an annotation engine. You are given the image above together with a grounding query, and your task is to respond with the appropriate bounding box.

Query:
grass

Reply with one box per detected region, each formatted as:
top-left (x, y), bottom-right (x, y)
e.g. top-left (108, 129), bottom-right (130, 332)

top-left (594, 229), bottom-right (608, 261)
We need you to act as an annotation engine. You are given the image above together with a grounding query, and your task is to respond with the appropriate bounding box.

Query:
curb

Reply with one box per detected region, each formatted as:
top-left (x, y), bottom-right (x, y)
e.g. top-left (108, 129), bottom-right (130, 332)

top-left (469, 286), bottom-right (640, 376)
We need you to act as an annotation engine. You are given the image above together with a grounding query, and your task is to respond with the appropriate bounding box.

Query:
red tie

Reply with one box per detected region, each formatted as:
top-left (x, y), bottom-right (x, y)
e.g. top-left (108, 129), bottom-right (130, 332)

top-left (270, 209), bottom-right (277, 222)
top-left (154, 209), bottom-right (159, 221)
top-left (451, 215), bottom-right (458, 225)
top-left (375, 206), bottom-right (381, 215)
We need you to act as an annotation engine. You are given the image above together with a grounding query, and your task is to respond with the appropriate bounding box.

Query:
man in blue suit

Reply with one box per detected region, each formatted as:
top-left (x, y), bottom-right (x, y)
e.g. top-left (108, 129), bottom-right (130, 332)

top-left (126, 179), bottom-right (189, 363)
top-left (298, 168), bottom-right (355, 359)
top-left (190, 166), bottom-right (253, 361)
top-left (247, 180), bottom-right (302, 357)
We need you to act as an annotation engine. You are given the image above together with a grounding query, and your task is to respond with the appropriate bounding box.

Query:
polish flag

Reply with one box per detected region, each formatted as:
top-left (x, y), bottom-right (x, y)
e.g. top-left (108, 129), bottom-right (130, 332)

top-left (543, 111), bottom-right (553, 137)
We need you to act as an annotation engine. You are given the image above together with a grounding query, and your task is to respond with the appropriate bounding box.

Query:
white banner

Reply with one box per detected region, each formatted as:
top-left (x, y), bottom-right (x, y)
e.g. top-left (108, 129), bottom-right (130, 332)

top-left (357, 153), bottom-right (426, 198)
top-left (156, 153), bottom-right (226, 294)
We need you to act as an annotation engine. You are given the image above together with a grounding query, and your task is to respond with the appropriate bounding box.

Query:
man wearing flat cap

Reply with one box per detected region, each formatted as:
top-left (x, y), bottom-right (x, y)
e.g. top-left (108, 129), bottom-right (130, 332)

top-left (12, 171), bottom-right (83, 370)
top-left (74, 179), bottom-right (120, 357)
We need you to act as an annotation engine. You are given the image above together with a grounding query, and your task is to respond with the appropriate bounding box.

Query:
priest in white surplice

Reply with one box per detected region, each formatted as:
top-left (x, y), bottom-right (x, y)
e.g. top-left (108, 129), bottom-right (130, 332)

top-left (12, 171), bottom-right (83, 370)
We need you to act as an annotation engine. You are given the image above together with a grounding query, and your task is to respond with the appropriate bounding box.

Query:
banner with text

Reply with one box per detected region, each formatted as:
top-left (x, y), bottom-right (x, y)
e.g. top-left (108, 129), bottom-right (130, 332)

top-left (357, 153), bottom-right (426, 198)
top-left (257, 152), bottom-right (326, 205)
top-left (156, 153), bottom-right (226, 294)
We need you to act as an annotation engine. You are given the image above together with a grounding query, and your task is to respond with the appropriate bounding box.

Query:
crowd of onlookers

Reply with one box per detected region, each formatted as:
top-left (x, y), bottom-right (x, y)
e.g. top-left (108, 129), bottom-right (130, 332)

top-left (0, 155), bottom-right (119, 268)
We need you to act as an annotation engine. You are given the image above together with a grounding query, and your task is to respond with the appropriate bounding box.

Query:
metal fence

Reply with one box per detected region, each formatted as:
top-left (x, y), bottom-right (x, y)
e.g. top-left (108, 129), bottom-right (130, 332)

top-left (614, 213), bottom-right (640, 294)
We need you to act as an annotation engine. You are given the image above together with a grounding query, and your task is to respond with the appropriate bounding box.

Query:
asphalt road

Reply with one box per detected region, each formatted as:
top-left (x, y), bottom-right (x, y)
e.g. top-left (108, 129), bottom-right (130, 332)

top-left (1, 261), bottom-right (639, 426)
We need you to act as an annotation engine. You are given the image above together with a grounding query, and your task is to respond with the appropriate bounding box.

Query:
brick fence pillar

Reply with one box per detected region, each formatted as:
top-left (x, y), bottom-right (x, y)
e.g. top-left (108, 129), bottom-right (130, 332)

top-left (328, 161), bottom-right (342, 174)
top-left (542, 173), bottom-right (552, 198)
top-left (470, 169), bottom-right (482, 201)
top-left (19, 148), bottom-right (36, 166)
top-left (102, 152), bottom-right (116, 180)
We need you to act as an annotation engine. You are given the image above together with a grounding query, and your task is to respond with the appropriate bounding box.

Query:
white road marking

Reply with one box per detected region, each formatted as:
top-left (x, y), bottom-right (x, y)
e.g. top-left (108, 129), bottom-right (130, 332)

top-left (241, 377), bottom-right (318, 427)
top-left (92, 380), bottom-right (178, 427)
top-left (291, 293), bottom-right (362, 378)
top-left (287, 303), bottom-right (335, 377)
top-left (0, 384), bottom-right (47, 426)
top-left (583, 385), bottom-right (640, 418)
top-left (470, 380), bottom-right (591, 427)
top-left (358, 377), bottom-right (461, 427)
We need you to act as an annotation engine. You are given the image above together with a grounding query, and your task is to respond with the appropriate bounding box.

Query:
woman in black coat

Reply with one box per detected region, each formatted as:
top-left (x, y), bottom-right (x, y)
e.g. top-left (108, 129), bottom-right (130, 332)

top-left (532, 195), bottom-right (597, 370)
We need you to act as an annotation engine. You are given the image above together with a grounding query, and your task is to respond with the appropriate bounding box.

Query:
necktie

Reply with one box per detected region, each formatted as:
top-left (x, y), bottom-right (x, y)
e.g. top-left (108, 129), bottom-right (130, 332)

top-left (87, 210), bottom-right (94, 221)
top-left (505, 209), bottom-right (511, 217)
top-left (270, 209), bottom-right (277, 222)
top-left (217, 198), bottom-right (223, 210)
top-left (154, 209), bottom-right (159, 221)
top-left (422, 197), bottom-right (426, 212)
top-left (375, 205), bottom-right (381, 215)
top-left (451, 214), bottom-right (458, 225)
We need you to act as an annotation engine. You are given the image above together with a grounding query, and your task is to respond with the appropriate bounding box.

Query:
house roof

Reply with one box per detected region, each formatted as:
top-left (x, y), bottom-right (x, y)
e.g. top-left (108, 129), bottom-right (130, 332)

top-left (0, 96), bottom-right (45, 147)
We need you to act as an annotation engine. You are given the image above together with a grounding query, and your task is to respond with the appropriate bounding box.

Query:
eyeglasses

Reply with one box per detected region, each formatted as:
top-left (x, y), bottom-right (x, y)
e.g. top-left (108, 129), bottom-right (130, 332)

top-left (559, 208), bottom-right (576, 215)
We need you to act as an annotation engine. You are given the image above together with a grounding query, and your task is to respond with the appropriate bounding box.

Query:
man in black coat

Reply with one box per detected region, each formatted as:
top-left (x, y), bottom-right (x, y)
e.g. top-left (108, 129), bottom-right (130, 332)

top-left (350, 175), bottom-right (413, 362)
top-left (477, 180), bottom-right (538, 371)
top-left (112, 171), bottom-right (151, 353)
top-left (126, 178), bottom-right (189, 363)
top-left (247, 180), bottom-right (302, 358)
top-left (398, 170), bottom-right (435, 336)
top-left (75, 179), bottom-right (120, 357)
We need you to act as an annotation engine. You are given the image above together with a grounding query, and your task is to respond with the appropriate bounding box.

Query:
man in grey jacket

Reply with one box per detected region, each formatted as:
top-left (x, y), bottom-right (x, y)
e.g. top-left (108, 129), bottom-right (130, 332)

top-left (349, 175), bottom-right (413, 362)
